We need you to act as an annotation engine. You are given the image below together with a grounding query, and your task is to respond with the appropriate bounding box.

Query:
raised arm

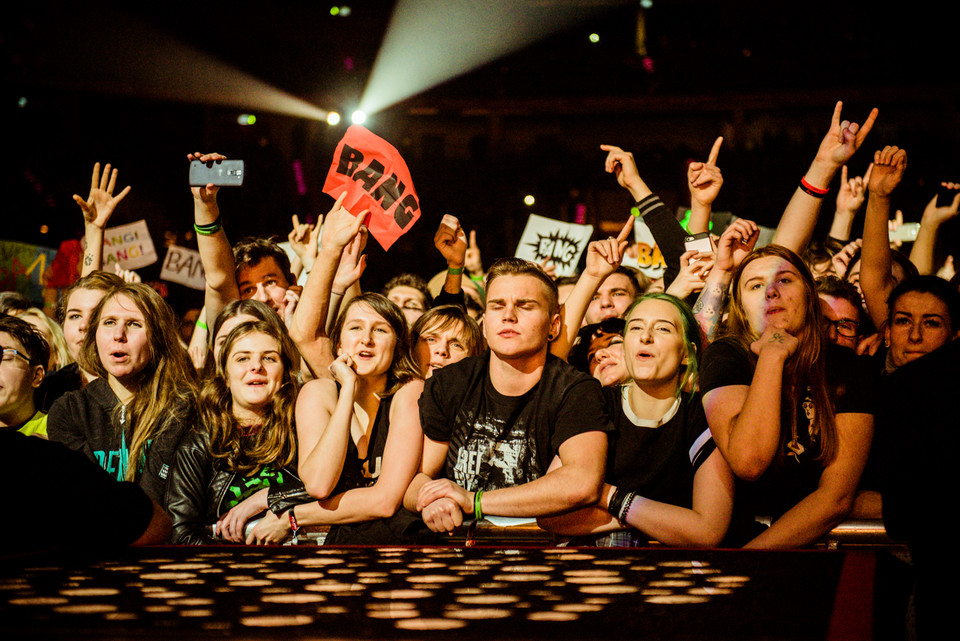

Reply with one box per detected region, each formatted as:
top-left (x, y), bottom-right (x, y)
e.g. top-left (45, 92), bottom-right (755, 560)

top-left (691, 219), bottom-right (759, 344)
top-left (188, 152), bottom-right (240, 328)
top-left (910, 184), bottom-right (960, 275)
top-left (74, 162), bottom-right (131, 277)
top-left (434, 214), bottom-right (469, 304)
top-left (828, 164), bottom-right (873, 242)
top-left (552, 217), bottom-right (634, 360)
top-left (687, 137), bottom-right (724, 235)
top-left (861, 146), bottom-right (908, 330)
top-left (295, 366), bottom-right (357, 499)
top-left (287, 193), bottom-right (366, 377)
top-left (773, 102), bottom-right (878, 253)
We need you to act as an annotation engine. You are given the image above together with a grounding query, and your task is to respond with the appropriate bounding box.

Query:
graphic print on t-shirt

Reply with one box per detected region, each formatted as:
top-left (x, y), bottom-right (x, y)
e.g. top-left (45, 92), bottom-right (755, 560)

top-left (451, 401), bottom-right (540, 493)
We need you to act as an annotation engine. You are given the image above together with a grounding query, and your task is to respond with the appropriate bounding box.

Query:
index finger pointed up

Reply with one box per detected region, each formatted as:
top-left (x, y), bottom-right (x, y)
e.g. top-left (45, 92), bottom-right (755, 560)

top-left (840, 165), bottom-right (848, 184)
top-left (469, 229), bottom-right (478, 248)
top-left (616, 215), bottom-right (635, 243)
top-left (830, 101), bottom-right (843, 129)
top-left (706, 136), bottom-right (723, 166)
top-left (291, 214), bottom-right (301, 229)
top-left (857, 108), bottom-right (879, 144)
top-left (863, 163), bottom-right (874, 184)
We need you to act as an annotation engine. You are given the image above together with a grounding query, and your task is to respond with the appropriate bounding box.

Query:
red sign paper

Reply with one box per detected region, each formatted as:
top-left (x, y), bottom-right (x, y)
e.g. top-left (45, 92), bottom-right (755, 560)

top-left (322, 126), bottom-right (421, 251)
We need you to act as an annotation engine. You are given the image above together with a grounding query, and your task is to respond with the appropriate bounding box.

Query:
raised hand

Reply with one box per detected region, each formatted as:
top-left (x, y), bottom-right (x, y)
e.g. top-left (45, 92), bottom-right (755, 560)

top-left (113, 263), bottom-right (141, 284)
top-left (187, 152), bottom-right (226, 203)
top-left (688, 137), bottom-right (724, 208)
top-left (831, 238), bottom-right (862, 278)
top-left (600, 144), bottom-right (651, 201)
top-left (464, 230), bottom-right (484, 277)
top-left (815, 101), bottom-right (879, 169)
top-left (835, 164), bottom-right (873, 215)
top-left (434, 214), bottom-right (468, 268)
top-left (868, 146), bottom-right (907, 198)
top-left (322, 192), bottom-right (368, 253)
top-left (922, 183), bottom-right (960, 226)
top-left (73, 162), bottom-right (131, 229)
top-left (288, 214), bottom-right (314, 259)
top-left (666, 249), bottom-right (714, 299)
top-left (714, 218), bottom-right (759, 273)
top-left (328, 352), bottom-right (359, 387)
top-left (583, 216), bottom-right (635, 280)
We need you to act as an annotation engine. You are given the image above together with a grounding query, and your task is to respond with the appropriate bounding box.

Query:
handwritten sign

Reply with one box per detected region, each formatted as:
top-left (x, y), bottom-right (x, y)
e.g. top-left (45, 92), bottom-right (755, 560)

top-left (102, 220), bottom-right (157, 270)
top-left (514, 214), bottom-right (594, 278)
top-left (0, 240), bottom-right (58, 302)
top-left (160, 245), bottom-right (206, 291)
top-left (322, 125), bottom-right (421, 251)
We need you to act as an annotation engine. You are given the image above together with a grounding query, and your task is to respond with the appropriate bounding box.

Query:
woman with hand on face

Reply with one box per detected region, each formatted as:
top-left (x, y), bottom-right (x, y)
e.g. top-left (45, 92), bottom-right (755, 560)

top-left (539, 294), bottom-right (734, 547)
top-left (166, 319), bottom-right (304, 545)
top-left (291, 293), bottom-right (424, 543)
top-left (47, 283), bottom-right (197, 506)
top-left (700, 245), bottom-right (874, 548)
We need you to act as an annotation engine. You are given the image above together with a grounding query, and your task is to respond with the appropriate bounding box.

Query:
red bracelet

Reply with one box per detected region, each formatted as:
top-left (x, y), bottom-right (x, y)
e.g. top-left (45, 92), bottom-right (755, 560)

top-left (800, 176), bottom-right (829, 197)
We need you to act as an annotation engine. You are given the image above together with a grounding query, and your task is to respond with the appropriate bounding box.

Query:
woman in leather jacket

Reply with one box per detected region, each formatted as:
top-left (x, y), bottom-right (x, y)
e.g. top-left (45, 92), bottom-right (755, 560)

top-left (166, 318), bottom-right (303, 544)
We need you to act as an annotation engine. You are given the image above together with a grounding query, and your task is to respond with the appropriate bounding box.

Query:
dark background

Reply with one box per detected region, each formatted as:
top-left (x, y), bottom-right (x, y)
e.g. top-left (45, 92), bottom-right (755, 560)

top-left (5, 0), bottom-right (960, 314)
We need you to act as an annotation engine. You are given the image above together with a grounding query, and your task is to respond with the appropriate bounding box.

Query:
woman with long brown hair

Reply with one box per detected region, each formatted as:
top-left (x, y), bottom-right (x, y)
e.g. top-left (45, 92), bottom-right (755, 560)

top-left (166, 319), bottom-right (302, 544)
top-left (700, 245), bottom-right (874, 548)
top-left (48, 282), bottom-right (197, 505)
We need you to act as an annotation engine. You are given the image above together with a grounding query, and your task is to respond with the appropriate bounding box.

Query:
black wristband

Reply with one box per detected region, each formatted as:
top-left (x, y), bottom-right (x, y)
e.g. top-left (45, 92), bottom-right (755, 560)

top-left (607, 487), bottom-right (626, 519)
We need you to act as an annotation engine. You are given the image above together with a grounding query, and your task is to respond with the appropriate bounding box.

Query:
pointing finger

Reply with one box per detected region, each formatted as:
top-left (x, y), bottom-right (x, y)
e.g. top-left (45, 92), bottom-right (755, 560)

top-left (615, 215), bottom-right (635, 243)
top-left (706, 136), bottom-right (722, 165)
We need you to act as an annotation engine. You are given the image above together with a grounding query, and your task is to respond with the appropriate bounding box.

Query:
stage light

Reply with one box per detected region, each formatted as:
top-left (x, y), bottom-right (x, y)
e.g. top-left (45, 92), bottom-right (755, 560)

top-left (524, 195), bottom-right (535, 206)
top-left (39, 225), bottom-right (49, 234)
top-left (330, 6), bottom-right (340, 16)
top-left (359, 0), bottom-right (619, 115)
top-left (18, 97), bottom-right (27, 108)
top-left (326, 111), bottom-right (341, 125)
top-left (589, 33), bottom-right (600, 43)
top-left (351, 110), bottom-right (367, 124)
top-left (237, 114), bottom-right (256, 125)
top-left (640, 0), bottom-right (653, 8)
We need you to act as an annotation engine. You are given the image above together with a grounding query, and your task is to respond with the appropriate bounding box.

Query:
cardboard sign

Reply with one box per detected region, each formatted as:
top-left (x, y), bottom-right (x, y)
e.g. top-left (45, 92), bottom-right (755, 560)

top-left (101, 220), bottom-right (157, 270)
top-left (631, 217), bottom-right (666, 279)
top-left (160, 245), bottom-right (206, 291)
top-left (0, 240), bottom-right (58, 302)
top-left (514, 214), bottom-right (594, 278)
top-left (322, 126), bottom-right (421, 251)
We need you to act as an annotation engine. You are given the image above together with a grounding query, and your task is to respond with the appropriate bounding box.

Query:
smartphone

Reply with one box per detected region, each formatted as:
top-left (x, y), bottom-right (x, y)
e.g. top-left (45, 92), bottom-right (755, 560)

top-left (189, 159), bottom-right (245, 187)
top-left (936, 187), bottom-right (958, 207)
top-left (684, 232), bottom-right (712, 254)
top-left (889, 222), bottom-right (920, 243)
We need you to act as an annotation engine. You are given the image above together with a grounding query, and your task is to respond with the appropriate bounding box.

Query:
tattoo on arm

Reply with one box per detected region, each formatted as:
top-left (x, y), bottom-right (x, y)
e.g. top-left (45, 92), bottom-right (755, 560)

top-left (84, 254), bottom-right (93, 266)
top-left (692, 282), bottom-right (726, 342)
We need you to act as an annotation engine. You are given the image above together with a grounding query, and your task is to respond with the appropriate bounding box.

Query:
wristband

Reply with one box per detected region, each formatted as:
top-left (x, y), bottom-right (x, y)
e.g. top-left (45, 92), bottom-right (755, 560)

top-left (474, 490), bottom-right (484, 521)
top-left (607, 488), bottom-right (626, 519)
top-left (799, 177), bottom-right (829, 198)
top-left (194, 214), bottom-right (222, 236)
top-left (195, 319), bottom-right (207, 331)
top-left (288, 507), bottom-right (302, 544)
top-left (469, 274), bottom-right (485, 283)
top-left (447, 266), bottom-right (464, 275)
top-left (618, 492), bottom-right (637, 523)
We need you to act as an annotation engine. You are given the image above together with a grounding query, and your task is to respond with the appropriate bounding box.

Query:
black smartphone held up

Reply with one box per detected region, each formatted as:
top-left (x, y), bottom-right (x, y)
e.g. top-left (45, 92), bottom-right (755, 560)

top-left (936, 186), bottom-right (958, 208)
top-left (683, 232), bottom-right (712, 255)
top-left (189, 159), bottom-right (245, 187)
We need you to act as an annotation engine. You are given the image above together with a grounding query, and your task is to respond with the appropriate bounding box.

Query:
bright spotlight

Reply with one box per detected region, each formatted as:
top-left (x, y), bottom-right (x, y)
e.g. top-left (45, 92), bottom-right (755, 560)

top-left (326, 111), bottom-right (341, 125)
top-left (237, 114), bottom-right (256, 125)
top-left (351, 110), bottom-right (367, 124)
top-left (589, 33), bottom-right (600, 43)
top-left (523, 195), bottom-right (535, 206)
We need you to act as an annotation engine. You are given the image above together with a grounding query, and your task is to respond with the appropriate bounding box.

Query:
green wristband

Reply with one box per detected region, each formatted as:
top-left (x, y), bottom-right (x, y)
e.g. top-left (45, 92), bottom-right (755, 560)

top-left (194, 214), bottom-right (222, 236)
top-left (447, 266), bottom-right (464, 275)
top-left (474, 490), bottom-right (484, 521)
top-left (195, 319), bottom-right (207, 331)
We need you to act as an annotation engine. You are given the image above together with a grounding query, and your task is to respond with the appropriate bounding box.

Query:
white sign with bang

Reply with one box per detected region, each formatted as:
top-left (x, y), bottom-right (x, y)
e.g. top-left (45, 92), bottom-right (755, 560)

top-left (514, 214), bottom-right (594, 278)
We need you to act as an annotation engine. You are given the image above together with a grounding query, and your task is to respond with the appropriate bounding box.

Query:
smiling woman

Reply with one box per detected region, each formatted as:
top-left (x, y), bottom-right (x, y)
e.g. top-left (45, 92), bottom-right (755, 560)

top-left (47, 283), bottom-right (197, 506)
top-left (165, 319), bottom-right (304, 545)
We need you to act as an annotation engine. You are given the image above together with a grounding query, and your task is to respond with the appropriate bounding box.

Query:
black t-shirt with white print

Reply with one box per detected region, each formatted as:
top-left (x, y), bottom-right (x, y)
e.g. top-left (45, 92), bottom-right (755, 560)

top-left (419, 352), bottom-right (613, 493)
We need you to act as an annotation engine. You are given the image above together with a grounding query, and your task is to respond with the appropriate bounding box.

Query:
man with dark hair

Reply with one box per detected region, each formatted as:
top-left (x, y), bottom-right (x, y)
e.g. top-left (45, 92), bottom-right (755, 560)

top-left (816, 276), bottom-right (867, 350)
top-left (382, 273), bottom-right (433, 325)
top-left (584, 266), bottom-right (641, 324)
top-left (232, 237), bottom-right (297, 311)
top-left (408, 258), bottom-right (612, 533)
top-left (0, 315), bottom-right (49, 437)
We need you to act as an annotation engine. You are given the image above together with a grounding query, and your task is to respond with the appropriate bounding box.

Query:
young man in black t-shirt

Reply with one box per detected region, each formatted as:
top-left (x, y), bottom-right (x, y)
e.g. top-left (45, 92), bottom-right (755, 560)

top-left (411, 258), bottom-right (612, 533)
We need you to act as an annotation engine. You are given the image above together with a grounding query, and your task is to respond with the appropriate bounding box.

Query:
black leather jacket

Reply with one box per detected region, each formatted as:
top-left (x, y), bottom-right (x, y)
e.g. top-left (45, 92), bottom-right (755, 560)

top-left (165, 428), bottom-right (312, 545)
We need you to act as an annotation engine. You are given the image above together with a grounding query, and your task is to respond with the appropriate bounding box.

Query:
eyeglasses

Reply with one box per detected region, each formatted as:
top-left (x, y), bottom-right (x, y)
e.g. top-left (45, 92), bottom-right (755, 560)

top-left (0, 348), bottom-right (31, 366)
top-left (824, 319), bottom-right (860, 338)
